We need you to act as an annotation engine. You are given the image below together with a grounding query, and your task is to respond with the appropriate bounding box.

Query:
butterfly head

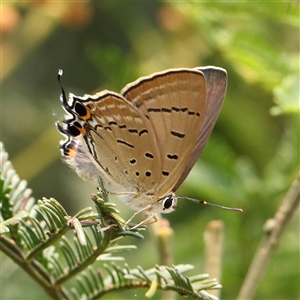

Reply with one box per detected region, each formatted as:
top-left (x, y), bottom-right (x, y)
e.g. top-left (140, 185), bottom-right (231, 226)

top-left (158, 192), bottom-right (178, 214)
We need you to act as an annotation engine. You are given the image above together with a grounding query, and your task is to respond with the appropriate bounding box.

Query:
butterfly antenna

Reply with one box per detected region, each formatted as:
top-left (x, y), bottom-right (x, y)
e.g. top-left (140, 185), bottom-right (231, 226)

top-left (57, 69), bottom-right (68, 105)
top-left (177, 196), bottom-right (243, 212)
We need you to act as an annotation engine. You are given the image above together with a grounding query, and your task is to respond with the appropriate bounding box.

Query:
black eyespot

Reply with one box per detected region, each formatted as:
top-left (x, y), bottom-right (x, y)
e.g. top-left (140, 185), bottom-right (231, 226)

top-left (135, 171), bottom-right (140, 176)
top-left (67, 124), bottom-right (80, 136)
top-left (75, 103), bottom-right (87, 117)
top-left (145, 171), bottom-right (151, 177)
top-left (73, 121), bottom-right (82, 128)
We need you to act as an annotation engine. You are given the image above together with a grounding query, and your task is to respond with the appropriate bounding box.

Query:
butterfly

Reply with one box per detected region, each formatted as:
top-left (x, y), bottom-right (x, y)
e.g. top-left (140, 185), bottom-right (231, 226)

top-left (56, 66), bottom-right (229, 224)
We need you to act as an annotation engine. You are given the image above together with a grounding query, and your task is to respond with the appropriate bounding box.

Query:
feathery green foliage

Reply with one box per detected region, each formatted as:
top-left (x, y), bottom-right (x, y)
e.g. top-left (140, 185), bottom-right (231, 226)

top-left (0, 142), bottom-right (221, 299)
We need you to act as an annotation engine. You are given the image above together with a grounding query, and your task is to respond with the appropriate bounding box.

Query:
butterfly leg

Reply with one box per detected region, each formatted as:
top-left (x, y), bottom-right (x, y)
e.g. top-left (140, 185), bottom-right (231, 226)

top-left (98, 186), bottom-right (136, 197)
top-left (97, 224), bottom-right (118, 232)
top-left (125, 205), bottom-right (158, 229)
top-left (125, 205), bottom-right (152, 224)
top-left (97, 178), bottom-right (136, 197)
top-left (129, 214), bottom-right (158, 230)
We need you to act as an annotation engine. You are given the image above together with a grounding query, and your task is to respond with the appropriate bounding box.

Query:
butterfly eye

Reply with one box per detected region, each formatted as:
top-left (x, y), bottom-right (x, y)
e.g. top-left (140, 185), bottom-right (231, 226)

top-left (162, 193), bottom-right (176, 212)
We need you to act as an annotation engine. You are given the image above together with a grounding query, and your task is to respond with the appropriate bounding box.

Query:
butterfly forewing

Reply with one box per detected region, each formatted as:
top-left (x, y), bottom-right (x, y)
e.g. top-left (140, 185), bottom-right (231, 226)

top-left (172, 67), bottom-right (227, 191)
top-left (121, 69), bottom-right (207, 197)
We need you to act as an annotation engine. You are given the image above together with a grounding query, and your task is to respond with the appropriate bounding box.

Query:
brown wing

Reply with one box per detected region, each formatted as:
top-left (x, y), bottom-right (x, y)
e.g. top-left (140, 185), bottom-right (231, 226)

top-left (172, 66), bottom-right (227, 191)
top-left (121, 69), bottom-right (207, 198)
top-left (80, 93), bottom-right (163, 192)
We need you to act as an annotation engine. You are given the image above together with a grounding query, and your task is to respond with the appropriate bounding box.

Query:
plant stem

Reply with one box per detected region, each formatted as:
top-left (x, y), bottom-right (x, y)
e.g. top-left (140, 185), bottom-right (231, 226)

top-left (149, 215), bottom-right (176, 300)
top-left (55, 226), bottom-right (113, 285)
top-left (237, 175), bottom-right (300, 300)
top-left (0, 235), bottom-right (70, 299)
top-left (204, 220), bottom-right (224, 299)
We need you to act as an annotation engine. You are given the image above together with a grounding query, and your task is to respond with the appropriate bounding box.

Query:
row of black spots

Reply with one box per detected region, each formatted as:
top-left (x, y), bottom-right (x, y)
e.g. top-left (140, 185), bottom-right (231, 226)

top-left (94, 122), bottom-right (137, 141)
top-left (126, 128), bottom-right (148, 137)
top-left (171, 106), bottom-right (188, 113)
top-left (117, 139), bottom-right (134, 148)
top-left (147, 107), bottom-right (188, 113)
top-left (171, 106), bottom-right (201, 117)
top-left (171, 131), bottom-right (185, 139)
top-left (167, 154), bottom-right (179, 160)
top-left (172, 107), bottom-right (200, 116)
top-left (129, 152), bottom-right (153, 166)
top-left (135, 171), bottom-right (152, 177)
top-left (102, 124), bottom-right (147, 137)
top-left (98, 121), bottom-right (127, 132)
top-left (93, 122), bottom-right (108, 132)
top-left (148, 107), bottom-right (161, 113)
top-left (147, 106), bottom-right (200, 117)
top-left (162, 170), bottom-right (169, 176)
top-left (188, 111), bottom-right (200, 117)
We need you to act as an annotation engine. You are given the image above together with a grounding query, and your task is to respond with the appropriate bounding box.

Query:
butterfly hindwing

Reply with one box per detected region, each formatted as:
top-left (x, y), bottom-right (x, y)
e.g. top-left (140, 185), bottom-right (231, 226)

top-left (59, 90), bottom-right (162, 194)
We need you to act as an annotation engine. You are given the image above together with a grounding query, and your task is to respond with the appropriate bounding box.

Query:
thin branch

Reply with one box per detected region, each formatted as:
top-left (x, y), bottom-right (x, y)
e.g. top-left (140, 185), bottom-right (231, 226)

top-left (149, 215), bottom-right (176, 300)
top-left (237, 175), bottom-right (300, 300)
top-left (55, 226), bottom-right (113, 285)
top-left (0, 235), bottom-right (70, 299)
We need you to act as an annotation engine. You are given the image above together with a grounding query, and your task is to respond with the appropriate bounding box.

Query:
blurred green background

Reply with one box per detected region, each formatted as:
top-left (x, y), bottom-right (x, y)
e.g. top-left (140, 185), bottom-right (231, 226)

top-left (1, 1), bottom-right (299, 299)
